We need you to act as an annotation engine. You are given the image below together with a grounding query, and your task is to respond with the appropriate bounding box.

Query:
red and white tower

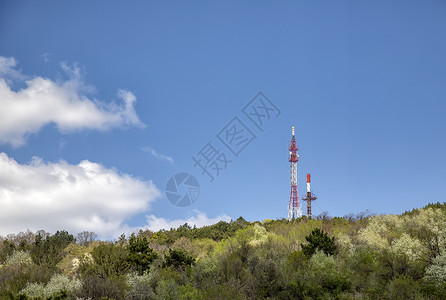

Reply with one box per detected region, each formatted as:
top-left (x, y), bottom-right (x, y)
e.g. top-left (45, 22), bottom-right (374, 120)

top-left (302, 174), bottom-right (317, 219)
top-left (288, 126), bottom-right (302, 220)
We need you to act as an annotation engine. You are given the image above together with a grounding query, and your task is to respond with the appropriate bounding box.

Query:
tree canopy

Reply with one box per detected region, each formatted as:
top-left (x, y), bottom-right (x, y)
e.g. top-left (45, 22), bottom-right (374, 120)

top-left (1, 203), bottom-right (446, 299)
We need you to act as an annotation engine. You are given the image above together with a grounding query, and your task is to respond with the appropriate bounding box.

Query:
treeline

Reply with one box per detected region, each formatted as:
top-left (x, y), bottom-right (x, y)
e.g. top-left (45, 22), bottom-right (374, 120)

top-left (1, 203), bottom-right (446, 299)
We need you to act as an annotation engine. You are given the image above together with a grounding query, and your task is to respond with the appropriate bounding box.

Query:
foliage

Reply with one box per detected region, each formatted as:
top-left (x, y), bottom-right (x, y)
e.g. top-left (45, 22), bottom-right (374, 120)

top-left (155, 278), bottom-right (179, 300)
top-left (76, 275), bottom-right (126, 299)
top-left (126, 272), bottom-right (155, 299)
top-left (57, 243), bottom-right (89, 277)
top-left (0, 240), bottom-right (17, 263)
top-left (127, 234), bottom-right (158, 275)
top-left (163, 248), bottom-right (195, 269)
top-left (0, 250), bottom-right (52, 297)
top-left (308, 250), bottom-right (350, 296)
top-left (403, 202), bottom-right (446, 217)
top-left (79, 243), bottom-right (130, 278)
top-left (30, 230), bottom-right (74, 268)
top-left (5, 251), bottom-right (33, 267)
top-left (20, 273), bottom-right (81, 299)
top-left (147, 217), bottom-right (249, 246)
top-left (301, 228), bottom-right (337, 257)
top-left (2, 203), bottom-right (446, 299)
top-left (387, 274), bottom-right (422, 299)
top-left (424, 251), bottom-right (446, 286)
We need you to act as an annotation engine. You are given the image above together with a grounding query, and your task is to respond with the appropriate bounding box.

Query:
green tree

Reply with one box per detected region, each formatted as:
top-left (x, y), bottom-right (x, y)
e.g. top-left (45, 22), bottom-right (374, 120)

top-left (164, 248), bottom-right (195, 269)
top-left (127, 234), bottom-right (158, 275)
top-left (301, 228), bottom-right (336, 257)
top-left (79, 243), bottom-right (130, 278)
top-left (30, 230), bottom-right (74, 268)
top-left (309, 251), bottom-right (350, 296)
top-left (0, 240), bottom-right (16, 262)
top-left (0, 250), bottom-right (53, 297)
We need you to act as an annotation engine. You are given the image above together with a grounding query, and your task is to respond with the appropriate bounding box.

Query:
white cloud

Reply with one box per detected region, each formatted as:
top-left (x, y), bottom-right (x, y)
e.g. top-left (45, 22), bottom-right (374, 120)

top-left (0, 152), bottom-right (161, 239)
top-left (41, 53), bottom-right (52, 62)
top-left (144, 210), bottom-right (232, 231)
top-left (142, 146), bottom-right (174, 164)
top-left (0, 56), bottom-right (25, 81)
top-left (0, 56), bottom-right (145, 147)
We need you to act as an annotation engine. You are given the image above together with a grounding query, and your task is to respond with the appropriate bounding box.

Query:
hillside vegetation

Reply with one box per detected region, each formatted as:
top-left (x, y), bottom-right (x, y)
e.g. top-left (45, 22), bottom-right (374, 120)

top-left (1, 203), bottom-right (446, 299)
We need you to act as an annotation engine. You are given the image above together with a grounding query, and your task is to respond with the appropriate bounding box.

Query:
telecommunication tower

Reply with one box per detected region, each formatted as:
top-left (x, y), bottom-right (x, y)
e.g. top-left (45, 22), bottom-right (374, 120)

top-left (288, 126), bottom-right (302, 220)
top-left (302, 174), bottom-right (317, 219)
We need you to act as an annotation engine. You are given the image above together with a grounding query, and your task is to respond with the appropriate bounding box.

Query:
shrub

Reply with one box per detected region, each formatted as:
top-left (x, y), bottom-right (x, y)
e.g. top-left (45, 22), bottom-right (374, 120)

top-left (20, 273), bottom-right (81, 298)
top-left (126, 272), bottom-right (155, 299)
top-left (5, 251), bottom-right (32, 267)
top-left (387, 274), bottom-right (421, 299)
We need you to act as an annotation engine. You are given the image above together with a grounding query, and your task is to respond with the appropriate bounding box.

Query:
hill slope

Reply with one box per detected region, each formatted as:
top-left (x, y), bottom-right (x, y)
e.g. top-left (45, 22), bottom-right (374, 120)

top-left (1, 203), bottom-right (446, 299)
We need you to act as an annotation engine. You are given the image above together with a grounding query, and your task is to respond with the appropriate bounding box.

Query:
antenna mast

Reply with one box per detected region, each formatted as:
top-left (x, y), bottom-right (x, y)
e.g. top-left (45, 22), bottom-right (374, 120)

top-left (288, 126), bottom-right (302, 220)
top-left (302, 174), bottom-right (317, 219)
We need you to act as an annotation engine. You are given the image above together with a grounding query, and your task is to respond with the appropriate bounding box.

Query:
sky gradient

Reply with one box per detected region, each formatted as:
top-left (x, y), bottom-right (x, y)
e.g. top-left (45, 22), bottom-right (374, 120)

top-left (0, 0), bottom-right (445, 239)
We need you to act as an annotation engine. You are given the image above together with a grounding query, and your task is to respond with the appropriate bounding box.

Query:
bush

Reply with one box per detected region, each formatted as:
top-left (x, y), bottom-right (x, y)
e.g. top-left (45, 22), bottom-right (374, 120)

top-left (387, 274), bottom-right (421, 299)
top-left (20, 273), bottom-right (81, 298)
top-left (0, 250), bottom-right (53, 295)
top-left (309, 251), bottom-right (350, 296)
top-left (155, 279), bottom-right (179, 300)
top-left (5, 251), bottom-right (32, 267)
top-left (126, 272), bottom-right (155, 299)
top-left (76, 275), bottom-right (126, 299)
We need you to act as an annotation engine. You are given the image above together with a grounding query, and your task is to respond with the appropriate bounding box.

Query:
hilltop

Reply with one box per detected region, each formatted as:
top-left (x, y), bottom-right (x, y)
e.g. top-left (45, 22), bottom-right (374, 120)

top-left (1, 202), bottom-right (446, 299)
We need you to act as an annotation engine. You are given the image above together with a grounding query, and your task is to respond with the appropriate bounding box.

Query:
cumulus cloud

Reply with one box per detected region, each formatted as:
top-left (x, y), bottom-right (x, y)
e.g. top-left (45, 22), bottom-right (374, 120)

top-left (0, 152), bottom-right (161, 239)
top-left (142, 146), bottom-right (174, 164)
top-left (0, 56), bottom-right (145, 147)
top-left (144, 210), bottom-right (232, 231)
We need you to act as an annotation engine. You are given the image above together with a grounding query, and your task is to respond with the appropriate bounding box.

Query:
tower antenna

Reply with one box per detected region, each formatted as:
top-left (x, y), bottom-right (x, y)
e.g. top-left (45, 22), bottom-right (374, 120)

top-left (288, 126), bottom-right (302, 220)
top-left (302, 174), bottom-right (317, 219)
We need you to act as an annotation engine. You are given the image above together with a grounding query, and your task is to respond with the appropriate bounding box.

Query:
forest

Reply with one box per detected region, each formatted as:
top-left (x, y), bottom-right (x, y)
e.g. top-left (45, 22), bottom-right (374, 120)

top-left (1, 202), bottom-right (446, 299)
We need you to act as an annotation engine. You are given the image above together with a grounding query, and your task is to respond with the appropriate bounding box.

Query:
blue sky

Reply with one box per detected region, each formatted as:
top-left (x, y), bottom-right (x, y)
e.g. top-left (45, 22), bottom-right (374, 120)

top-left (0, 1), bottom-right (445, 238)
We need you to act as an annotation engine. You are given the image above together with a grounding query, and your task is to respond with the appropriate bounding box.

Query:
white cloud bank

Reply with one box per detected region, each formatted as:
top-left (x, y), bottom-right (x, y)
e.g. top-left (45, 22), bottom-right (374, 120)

top-left (0, 152), bottom-right (161, 239)
top-left (0, 56), bottom-right (145, 147)
top-left (144, 210), bottom-right (232, 232)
